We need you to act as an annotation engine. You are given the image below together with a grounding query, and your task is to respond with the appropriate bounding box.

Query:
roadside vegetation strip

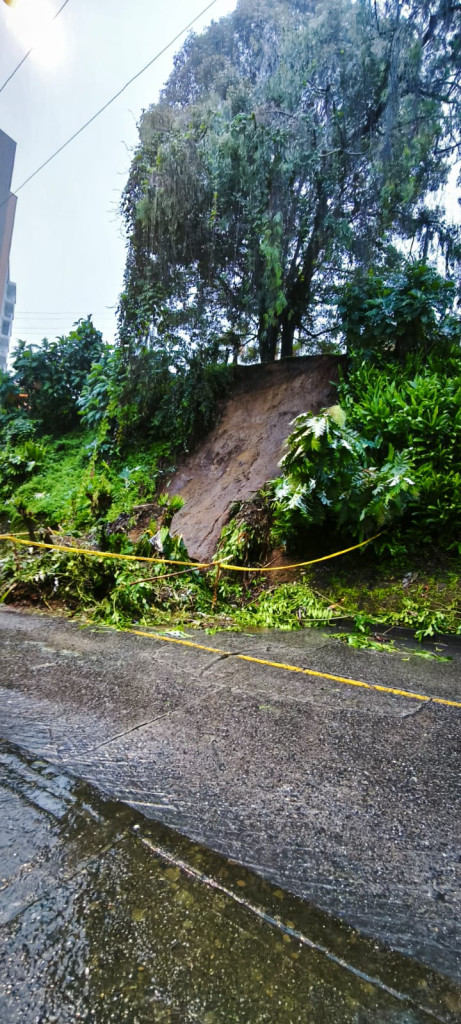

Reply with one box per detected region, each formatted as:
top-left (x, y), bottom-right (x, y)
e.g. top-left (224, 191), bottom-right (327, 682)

top-left (0, 531), bottom-right (381, 573)
top-left (1, 531), bottom-right (459, 707)
top-left (123, 628), bottom-right (461, 710)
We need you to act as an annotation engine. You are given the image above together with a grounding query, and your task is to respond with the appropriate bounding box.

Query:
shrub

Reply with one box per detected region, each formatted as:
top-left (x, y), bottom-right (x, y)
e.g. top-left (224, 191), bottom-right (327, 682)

top-left (338, 261), bottom-right (460, 363)
top-left (273, 357), bottom-right (461, 551)
top-left (12, 318), bottom-right (105, 434)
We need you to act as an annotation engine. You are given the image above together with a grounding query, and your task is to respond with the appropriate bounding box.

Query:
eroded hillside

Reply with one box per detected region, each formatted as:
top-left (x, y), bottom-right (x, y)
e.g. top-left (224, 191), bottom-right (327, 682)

top-left (168, 356), bottom-right (342, 562)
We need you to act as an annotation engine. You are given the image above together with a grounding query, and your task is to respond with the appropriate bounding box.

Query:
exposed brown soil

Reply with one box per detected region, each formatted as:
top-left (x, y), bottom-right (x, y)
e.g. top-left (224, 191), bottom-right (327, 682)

top-left (106, 504), bottom-right (166, 545)
top-left (168, 355), bottom-right (343, 562)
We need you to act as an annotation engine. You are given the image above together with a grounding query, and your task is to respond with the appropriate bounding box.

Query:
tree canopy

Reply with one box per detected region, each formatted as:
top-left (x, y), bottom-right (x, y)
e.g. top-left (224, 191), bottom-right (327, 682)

top-left (11, 318), bottom-right (105, 433)
top-left (119, 0), bottom-right (460, 363)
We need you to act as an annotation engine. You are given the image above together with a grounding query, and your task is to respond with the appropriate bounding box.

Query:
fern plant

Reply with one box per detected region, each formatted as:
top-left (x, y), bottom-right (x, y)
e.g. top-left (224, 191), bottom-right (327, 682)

top-left (273, 406), bottom-right (418, 545)
top-left (273, 353), bottom-right (461, 551)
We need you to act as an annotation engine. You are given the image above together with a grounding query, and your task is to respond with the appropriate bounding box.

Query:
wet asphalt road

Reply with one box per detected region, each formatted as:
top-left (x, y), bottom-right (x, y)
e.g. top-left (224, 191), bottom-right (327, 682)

top-left (3, 742), bottom-right (460, 1024)
top-left (0, 608), bottom-right (460, 983)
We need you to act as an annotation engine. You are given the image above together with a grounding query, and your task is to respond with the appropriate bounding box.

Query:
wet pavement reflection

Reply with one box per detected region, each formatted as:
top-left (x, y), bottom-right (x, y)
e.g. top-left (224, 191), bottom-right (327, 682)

top-left (0, 740), bottom-right (459, 1024)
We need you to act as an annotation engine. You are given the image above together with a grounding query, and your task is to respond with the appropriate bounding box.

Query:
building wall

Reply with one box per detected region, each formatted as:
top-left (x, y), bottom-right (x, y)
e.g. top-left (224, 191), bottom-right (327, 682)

top-left (0, 130), bottom-right (17, 372)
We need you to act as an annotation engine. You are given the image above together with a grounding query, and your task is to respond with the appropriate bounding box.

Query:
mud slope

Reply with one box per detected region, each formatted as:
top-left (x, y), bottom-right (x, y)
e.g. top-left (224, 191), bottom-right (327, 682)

top-left (169, 356), bottom-right (342, 562)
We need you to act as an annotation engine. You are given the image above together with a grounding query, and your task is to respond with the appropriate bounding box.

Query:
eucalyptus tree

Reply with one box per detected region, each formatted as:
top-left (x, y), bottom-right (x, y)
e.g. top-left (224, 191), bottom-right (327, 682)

top-left (120, 0), bottom-right (459, 362)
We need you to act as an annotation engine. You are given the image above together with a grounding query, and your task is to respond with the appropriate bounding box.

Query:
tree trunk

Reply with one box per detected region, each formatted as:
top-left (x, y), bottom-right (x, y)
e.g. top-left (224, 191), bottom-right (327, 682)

top-left (279, 189), bottom-right (327, 357)
top-left (280, 314), bottom-right (295, 359)
top-left (258, 320), bottom-right (279, 362)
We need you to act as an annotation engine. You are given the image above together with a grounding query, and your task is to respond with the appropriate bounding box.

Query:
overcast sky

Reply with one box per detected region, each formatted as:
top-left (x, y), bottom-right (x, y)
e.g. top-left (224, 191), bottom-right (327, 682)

top-left (0, 0), bottom-right (237, 354)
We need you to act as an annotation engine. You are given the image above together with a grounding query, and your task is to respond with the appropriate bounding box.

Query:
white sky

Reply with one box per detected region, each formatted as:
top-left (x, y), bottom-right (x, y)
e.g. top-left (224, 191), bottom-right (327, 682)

top-left (0, 0), bottom-right (237, 354)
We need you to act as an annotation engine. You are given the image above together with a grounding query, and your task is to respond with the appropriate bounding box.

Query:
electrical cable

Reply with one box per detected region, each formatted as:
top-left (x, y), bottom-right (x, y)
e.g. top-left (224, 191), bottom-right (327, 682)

top-left (13, 311), bottom-right (114, 315)
top-left (14, 313), bottom-right (115, 317)
top-left (0, 0), bottom-right (221, 210)
top-left (14, 316), bottom-right (116, 320)
top-left (0, 0), bottom-right (72, 95)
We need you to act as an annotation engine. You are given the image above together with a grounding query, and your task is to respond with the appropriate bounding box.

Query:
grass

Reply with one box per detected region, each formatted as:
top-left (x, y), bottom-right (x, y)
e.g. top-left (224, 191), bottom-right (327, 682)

top-left (310, 553), bottom-right (461, 639)
top-left (9, 433), bottom-right (92, 529)
top-left (1, 431), bottom-right (172, 535)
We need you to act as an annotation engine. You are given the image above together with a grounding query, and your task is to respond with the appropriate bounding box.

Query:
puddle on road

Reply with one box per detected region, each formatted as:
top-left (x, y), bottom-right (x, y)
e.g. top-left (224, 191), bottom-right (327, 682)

top-left (0, 740), bottom-right (459, 1024)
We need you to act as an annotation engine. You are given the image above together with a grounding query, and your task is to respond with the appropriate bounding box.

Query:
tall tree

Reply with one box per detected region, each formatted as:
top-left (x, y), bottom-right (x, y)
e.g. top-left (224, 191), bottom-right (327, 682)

top-left (120, 0), bottom-right (459, 362)
top-left (369, 0), bottom-right (461, 263)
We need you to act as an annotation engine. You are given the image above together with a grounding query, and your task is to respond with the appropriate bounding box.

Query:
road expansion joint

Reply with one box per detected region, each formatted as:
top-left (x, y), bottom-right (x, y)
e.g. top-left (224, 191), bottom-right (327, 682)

top-left (400, 700), bottom-right (434, 720)
top-left (195, 651), bottom-right (235, 676)
top-left (90, 684), bottom-right (227, 752)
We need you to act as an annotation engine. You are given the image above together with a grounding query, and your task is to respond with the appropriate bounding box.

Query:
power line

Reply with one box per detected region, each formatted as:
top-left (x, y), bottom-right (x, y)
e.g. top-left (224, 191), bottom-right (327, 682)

top-left (0, 0), bottom-right (72, 95)
top-left (13, 326), bottom-right (115, 330)
top-left (13, 313), bottom-right (116, 320)
top-left (14, 314), bottom-right (116, 319)
top-left (14, 319), bottom-right (116, 324)
top-left (14, 313), bottom-right (114, 316)
top-left (13, 310), bottom-right (115, 314)
top-left (1, 0), bottom-right (220, 209)
top-left (14, 316), bottom-right (116, 322)
top-left (14, 323), bottom-right (114, 327)
top-left (13, 323), bottom-right (115, 327)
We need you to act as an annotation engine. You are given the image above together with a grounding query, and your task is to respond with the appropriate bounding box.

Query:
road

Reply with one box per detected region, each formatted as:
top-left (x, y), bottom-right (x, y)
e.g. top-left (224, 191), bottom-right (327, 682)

top-left (0, 607), bottom-right (460, 984)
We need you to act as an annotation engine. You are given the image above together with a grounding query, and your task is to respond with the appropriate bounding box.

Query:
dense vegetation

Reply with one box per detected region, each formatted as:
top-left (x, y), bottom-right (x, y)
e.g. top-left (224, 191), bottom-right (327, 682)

top-left (273, 263), bottom-right (461, 554)
top-left (1, 0), bottom-right (460, 640)
top-left (120, 0), bottom-right (460, 362)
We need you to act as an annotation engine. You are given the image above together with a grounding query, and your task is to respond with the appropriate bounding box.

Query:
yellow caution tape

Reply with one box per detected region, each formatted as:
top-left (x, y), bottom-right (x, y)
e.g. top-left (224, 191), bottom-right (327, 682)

top-left (218, 533), bottom-right (383, 572)
top-left (0, 531), bottom-right (381, 574)
top-left (0, 534), bottom-right (211, 569)
top-left (123, 628), bottom-right (461, 710)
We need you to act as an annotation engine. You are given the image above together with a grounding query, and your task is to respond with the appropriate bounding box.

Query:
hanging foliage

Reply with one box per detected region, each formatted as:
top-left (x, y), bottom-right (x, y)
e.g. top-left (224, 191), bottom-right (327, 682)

top-left (119, 0), bottom-right (459, 362)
